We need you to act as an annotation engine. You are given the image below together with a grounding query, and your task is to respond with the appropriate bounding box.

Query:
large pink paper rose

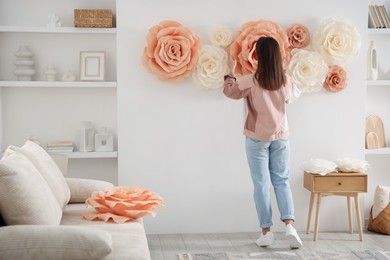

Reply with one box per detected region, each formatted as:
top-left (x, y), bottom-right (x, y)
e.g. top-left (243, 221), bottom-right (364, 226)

top-left (142, 20), bottom-right (201, 82)
top-left (286, 23), bottom-right (310, 49)
top-left (229, 20), bottom-right (291, 76)
top-left (323, 65), bottom-right (347, 93)
top-left (82, 186), bottom-right (165, 223)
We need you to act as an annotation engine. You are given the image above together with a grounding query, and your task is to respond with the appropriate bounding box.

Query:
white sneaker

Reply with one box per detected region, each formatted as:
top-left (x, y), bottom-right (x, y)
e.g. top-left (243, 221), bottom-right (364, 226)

top-left (285, 224), bottom-right (303, 249)
top-left (255, 231), bottom-right (274, 247)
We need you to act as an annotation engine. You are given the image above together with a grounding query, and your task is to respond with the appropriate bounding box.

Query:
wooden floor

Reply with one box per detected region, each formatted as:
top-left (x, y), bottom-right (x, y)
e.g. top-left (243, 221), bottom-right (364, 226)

top-left (147, 231), bottom-right (390, 260)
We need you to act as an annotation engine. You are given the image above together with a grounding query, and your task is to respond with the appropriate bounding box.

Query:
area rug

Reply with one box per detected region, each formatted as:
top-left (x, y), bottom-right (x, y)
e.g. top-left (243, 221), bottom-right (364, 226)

top-left (177, 250), bottom-right (390, 260)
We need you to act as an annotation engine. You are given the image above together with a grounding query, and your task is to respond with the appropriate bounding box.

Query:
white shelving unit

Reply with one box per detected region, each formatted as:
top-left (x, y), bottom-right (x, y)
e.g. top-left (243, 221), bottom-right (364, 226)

top-left (366, 8), bottom-right (390, 155)
top-left (0, 26), bottom-right (116, 34)
top-left (365, 148), bottom-right (390, 155)
top-left (0, 0), bottom-right (118, 174)
top-left (0, 81), bottom-right (117, 88)
top-left (367, 80), bottom-right (390, 86)
top-left (49, 151), bottom-right (118, 159)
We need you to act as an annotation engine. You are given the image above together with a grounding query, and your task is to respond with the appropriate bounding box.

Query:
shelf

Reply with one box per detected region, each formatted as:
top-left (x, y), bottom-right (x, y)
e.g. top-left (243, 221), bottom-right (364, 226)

top-left (48, 151), bottom-right (118, 159)
top-left (368, 28), bottom-right (390, 35)
top-left (0, 26), bottom-right (116, 34)
top-left (365, 148), bottom-right (390, 155)
top-left (367, 80), bottom-right (390, 86)
top-left (0, 81), bottom-right (117, 88)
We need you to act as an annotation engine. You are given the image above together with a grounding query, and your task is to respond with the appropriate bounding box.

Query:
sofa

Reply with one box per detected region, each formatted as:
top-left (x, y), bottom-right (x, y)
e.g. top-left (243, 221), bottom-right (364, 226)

top-left (0, 140), bottom-right (151, 260)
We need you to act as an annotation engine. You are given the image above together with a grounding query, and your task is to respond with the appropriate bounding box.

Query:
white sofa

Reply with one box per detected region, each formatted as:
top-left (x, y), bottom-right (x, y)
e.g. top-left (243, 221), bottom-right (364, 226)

top-left (0, 140), bottom-right (151, 260)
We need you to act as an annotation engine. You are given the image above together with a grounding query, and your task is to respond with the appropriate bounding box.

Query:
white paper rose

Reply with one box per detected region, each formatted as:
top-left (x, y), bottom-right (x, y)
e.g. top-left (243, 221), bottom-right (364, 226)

top-left (192, 45), bottom-right (229, 89)
top-left (209, 25), bottom-right (233, 48)
top-left (286, 49), bottom-right (329, 93)
top-left (313, 18), bottom-right (361, 66)
top-left (336, 158), bottom-right (369, 173)
top-left (303, 158), bottom-right (338, 176)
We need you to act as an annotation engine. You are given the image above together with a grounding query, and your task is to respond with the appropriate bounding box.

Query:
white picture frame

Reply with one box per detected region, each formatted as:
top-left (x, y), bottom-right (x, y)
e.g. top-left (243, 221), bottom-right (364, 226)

top-left (79, 51), bottom-right (105, 81)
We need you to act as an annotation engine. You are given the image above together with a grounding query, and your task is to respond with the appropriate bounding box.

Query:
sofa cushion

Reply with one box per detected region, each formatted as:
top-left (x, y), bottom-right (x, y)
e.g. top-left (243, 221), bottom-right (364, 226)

top-left (0, 225), bottom-right (112, 260)
top-left (66, 178), bottom-right (114, 203)
top-left (0, 147), bottom-right (62, 225)
top-left (62, 204), bottom-right (151, 260)
top-left (372, 185), bottom-right (390, 219)
top-left (11, 140), bottom-right (71, 208)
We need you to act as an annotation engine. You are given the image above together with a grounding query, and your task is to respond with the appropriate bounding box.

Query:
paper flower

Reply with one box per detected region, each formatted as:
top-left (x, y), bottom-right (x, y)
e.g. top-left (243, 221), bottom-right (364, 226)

top-left (286, 23), bottom-right (310, 49)
top-left (286, 49), bottom-right (329, 93)
top-left (313, 18), bottom-right (361, 66)
top-left (192, 45), bottom-right (229, 89)
top-left (336, 158), bottom-right (369, 173)
top-left (229, 20), bottom-right (291, 75)
top-left (209, 25), bottom-right (233, 48)
top-left (82, 186), bottom-right (165, 223)
top-left (142, 20), bottom-right (201, 82)
top-left (303, 158), bottom-right (338, 176)
top-left (323, 65), bottom-right (347, 93)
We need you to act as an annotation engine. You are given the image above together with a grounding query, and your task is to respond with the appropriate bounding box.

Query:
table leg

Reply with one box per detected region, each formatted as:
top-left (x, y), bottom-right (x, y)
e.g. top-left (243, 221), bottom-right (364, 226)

top-left (306, 192), bottom-right (315, 234)
top-left (347, 195), bottom-right (353, 234)
top-left (314, 193), bottom-right (322, 241)
top-left (354, 193), bottom-right (363, 241)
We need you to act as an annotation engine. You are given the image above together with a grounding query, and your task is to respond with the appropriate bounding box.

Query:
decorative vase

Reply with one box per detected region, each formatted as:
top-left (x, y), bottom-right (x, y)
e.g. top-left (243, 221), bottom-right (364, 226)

top-left (13, 45), bottom-right (36, 81)
top-left (367, 40), bottom-right (378, 80)
top-left (45, 64), bottom-right (57, 81)
top-left (79, 121), bottom-right (95, 152)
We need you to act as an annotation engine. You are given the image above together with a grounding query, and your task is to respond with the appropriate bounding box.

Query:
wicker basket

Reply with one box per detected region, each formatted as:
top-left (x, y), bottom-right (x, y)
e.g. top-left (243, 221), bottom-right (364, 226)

top-left (74, 9), bottom-right (112, 28)
top-left (367, 203), bottom-right (390, 235)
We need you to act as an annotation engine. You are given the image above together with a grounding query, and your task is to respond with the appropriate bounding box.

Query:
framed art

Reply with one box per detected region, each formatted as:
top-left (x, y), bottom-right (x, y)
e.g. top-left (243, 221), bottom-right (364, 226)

top-left (79, 51), bottom-right (105, 81)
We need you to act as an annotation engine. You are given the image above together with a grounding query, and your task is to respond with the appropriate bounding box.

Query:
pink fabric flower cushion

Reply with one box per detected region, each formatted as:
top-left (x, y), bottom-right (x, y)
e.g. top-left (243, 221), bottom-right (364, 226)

top-left (82, 186), bottom-right (165, 223)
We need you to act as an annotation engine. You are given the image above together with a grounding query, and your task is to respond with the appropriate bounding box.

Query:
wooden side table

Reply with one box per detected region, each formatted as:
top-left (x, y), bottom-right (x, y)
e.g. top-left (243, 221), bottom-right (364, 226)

top-left (303, 172), bottom-right (368, 241)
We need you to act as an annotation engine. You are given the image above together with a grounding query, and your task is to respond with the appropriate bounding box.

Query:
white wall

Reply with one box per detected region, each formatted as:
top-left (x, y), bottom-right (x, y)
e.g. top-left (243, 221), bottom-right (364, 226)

top-left (117, 0), bottom-right (367, 234)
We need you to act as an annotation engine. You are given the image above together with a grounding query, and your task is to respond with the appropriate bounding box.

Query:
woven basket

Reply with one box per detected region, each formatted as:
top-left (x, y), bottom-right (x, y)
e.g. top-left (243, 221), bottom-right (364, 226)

top-left (74, 9), bottom-right (112, 28)
top-left (367, 203), bottom-right (390, 235)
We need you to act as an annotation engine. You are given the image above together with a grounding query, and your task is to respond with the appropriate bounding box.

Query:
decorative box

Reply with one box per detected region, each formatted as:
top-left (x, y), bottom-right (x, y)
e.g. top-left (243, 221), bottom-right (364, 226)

top-left (74, 9), bottom-right (113, 28)
top-left (95, 128), bottom-right (114, 152)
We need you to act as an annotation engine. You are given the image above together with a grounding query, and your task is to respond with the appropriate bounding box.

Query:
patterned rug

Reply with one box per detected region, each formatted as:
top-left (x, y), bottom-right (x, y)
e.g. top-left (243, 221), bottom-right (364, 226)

top-left (177, 250), bottom-right (390, 260)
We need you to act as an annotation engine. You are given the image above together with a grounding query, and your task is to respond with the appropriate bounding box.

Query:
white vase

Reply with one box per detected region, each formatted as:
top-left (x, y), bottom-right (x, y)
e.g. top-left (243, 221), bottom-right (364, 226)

top-left (45, 64), bottom-right (57, 81)
top-left (79, 121), bottom-right (95, 152)
top-left (13, 45), bottom-right (36, 81)
top-left (367, 41), bottom-right (378, 80)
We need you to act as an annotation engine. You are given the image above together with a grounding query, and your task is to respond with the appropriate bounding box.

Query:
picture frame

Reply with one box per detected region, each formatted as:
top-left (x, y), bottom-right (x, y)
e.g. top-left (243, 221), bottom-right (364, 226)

top-left (79, 51), bottom-right (105, 81)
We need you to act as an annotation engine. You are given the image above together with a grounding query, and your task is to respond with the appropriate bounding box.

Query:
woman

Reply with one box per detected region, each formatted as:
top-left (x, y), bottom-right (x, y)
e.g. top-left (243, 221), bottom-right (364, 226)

top-left (223, 37), bottom-right (302, 249)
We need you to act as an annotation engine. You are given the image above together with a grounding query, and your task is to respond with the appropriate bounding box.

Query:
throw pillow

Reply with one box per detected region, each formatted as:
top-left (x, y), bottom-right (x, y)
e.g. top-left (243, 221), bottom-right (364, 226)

top-left (0, 147), bottom-right (62, 225)
top-left (0, 225), bottom-right (112, 260)
top-left (66, 178), bottom-right (114, 203)
top-left (372, 185), bottom-right (390, 219)
top-left (11, 140), bottom-right (71, 208)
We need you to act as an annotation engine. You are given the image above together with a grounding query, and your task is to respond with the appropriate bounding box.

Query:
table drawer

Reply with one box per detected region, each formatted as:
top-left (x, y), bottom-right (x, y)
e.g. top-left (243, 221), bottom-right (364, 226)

top-left (314, 176), bottom-right (367, 192)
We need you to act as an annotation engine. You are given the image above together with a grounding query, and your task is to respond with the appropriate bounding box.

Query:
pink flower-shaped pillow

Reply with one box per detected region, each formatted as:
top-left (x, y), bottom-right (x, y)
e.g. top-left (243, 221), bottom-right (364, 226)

top-left (82, 186), bottom-right (165, 223)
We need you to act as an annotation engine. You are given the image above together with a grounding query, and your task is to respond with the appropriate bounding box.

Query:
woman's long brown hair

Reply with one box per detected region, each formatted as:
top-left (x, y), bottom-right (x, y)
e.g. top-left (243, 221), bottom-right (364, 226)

top-left (254, 37), bottom-right (286, 91)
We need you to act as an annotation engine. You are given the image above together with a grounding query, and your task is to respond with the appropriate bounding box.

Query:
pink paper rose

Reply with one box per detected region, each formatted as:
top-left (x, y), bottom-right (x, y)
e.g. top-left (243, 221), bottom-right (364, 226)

top-left (323, 65), bottom-right (347, 93)
top-left (229, 20), bottom-right (291, 76)
top-left (82, 186), bottom-right (165, 223)
top-left (142, 20), bottom-right (201, 82)
top-left (286, 23), bottom-right (310, 49)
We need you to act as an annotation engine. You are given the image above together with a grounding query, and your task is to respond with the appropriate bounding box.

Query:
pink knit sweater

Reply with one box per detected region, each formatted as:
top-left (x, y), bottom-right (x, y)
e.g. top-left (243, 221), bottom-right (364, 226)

top-left (223, 73), bottom-right (301, 141)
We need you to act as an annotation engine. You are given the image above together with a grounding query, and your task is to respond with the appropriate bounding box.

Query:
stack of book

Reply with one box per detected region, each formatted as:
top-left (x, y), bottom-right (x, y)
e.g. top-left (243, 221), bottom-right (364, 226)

top-left (46, 141), bottom-right (74, 153)
top-left (369, 5), bottom-right (390, 28)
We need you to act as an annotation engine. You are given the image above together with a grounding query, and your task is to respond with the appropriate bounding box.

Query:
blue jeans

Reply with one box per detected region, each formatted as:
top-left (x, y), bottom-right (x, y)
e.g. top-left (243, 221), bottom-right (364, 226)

top-left (245, 137), bottom-right (295, 228)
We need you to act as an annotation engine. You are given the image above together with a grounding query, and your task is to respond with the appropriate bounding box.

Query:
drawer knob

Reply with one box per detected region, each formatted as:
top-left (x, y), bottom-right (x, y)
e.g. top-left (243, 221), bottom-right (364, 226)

top-left (338, 182), bottom-right (342, 185)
